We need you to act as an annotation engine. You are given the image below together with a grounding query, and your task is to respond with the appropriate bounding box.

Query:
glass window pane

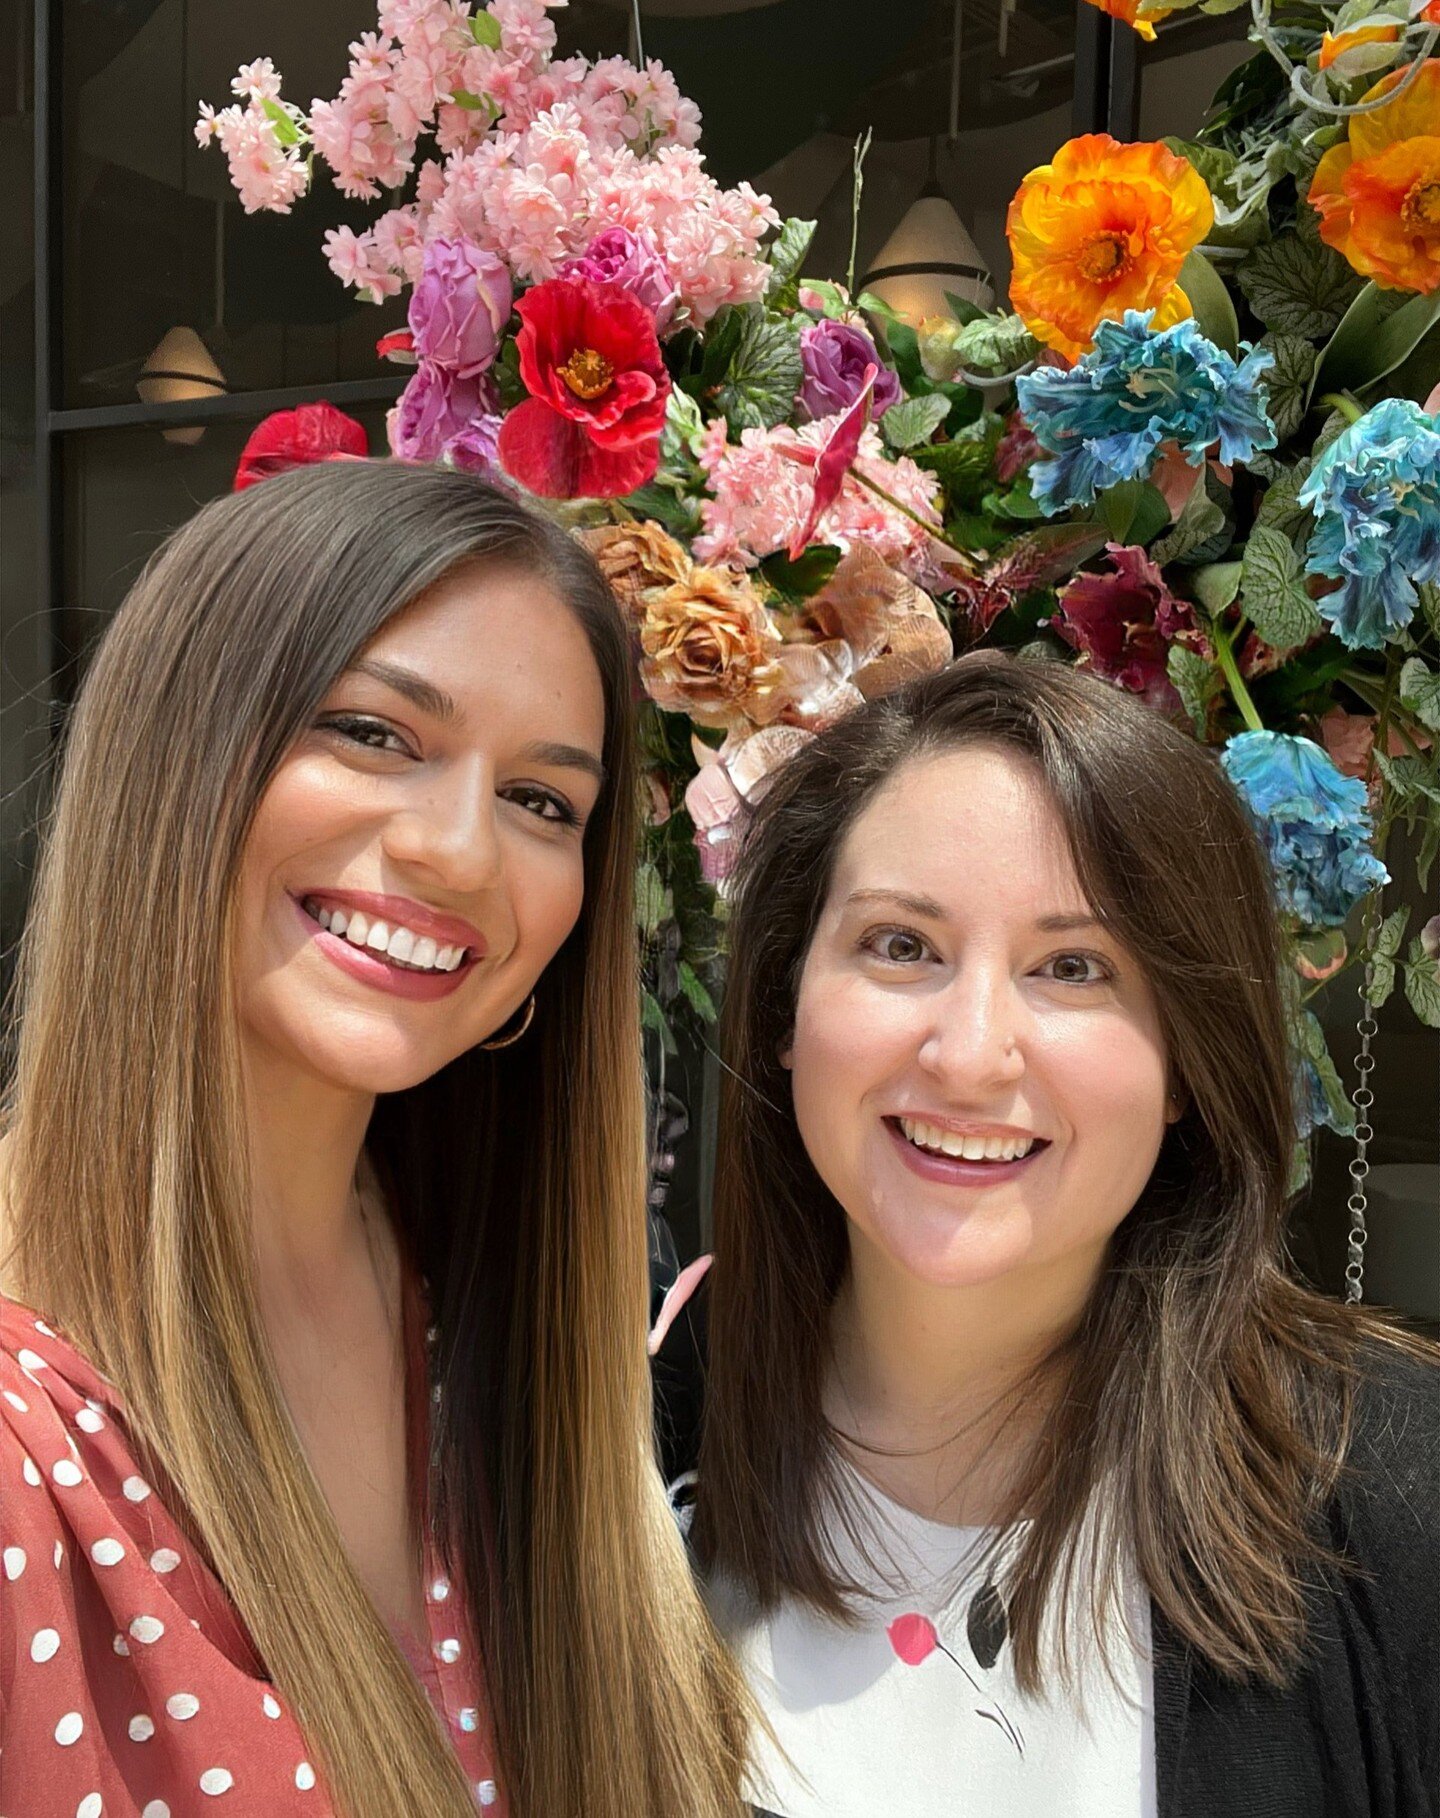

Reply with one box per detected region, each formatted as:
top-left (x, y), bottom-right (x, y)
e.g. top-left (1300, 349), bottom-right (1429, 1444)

top-left (1136, 13), bottom-right (1253, 142)
top-left (61, 0), bottom-right (406, 411)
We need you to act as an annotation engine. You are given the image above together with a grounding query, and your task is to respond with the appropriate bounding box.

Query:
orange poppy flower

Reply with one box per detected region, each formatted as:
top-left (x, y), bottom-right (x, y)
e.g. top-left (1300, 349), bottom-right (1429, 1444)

top-left (1317, 22), bottom-right (1400, 72)
top-left (1308, 59), bottom-right (1440, 294)
top-left (1006, 136), bottom-right (1214, 362)
top-left (1082, 0), bottom-right (1172, 42)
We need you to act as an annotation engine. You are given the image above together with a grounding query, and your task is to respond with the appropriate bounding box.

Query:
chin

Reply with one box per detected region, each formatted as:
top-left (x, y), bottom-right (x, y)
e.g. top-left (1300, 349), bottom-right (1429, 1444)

top-left (867, 1199), bottom-right (1040, 1291)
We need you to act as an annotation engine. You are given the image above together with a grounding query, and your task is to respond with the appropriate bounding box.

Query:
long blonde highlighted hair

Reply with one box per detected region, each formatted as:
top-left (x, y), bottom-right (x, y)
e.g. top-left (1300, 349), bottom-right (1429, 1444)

top-left (3, 462), bottom-right (748, 1818)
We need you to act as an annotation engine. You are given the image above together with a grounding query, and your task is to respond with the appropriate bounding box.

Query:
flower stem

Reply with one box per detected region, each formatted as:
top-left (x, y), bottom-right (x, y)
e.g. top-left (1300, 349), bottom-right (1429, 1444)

top-left (853, 467), bottom-right (977, 564)
top-left (1317, 391), bottom-right (1364, 427)
top-left (1212, 621), bottom-right (1265, 732)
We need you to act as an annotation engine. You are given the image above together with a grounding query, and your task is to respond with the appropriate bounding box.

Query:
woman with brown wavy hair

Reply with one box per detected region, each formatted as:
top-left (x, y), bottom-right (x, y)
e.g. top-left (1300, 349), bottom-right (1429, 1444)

top-left (0, 461), bottom-right (747, 1818)
top-left (687, 651), bottom-right (1439, 1818)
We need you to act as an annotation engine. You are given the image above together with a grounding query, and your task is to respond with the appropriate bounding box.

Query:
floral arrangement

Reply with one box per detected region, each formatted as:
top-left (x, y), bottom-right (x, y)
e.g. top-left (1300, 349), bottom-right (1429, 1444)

top-left (205, 0), bottom-right (1440, 1164)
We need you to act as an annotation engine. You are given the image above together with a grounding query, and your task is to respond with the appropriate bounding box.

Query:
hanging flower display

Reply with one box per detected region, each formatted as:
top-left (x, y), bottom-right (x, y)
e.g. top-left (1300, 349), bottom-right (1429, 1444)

top-left (1308, 60), bottom-right (1440, 295)
top-left (204, 0), bottom-right (1440, 1105)
top-left (1005, 136), bottom-right (1214, 361)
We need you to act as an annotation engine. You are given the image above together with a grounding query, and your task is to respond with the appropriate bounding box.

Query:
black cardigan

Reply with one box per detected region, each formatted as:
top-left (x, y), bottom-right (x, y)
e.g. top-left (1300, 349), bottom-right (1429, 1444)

top-left (653, 1320), bottom-right (1440, 1818)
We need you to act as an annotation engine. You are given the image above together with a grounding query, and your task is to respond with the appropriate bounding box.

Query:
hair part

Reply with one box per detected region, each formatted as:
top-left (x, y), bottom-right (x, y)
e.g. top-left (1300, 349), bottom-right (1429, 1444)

top-left (5, 461), bottom-right (747, 1817)
top-left (693, 648), bottom-right (1432, 1693)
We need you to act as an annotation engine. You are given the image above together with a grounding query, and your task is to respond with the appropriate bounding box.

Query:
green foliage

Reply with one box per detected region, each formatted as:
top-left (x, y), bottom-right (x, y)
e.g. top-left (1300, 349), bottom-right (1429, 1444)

top-left (881, 393), bottom-right (951, 450)
top-left (1150, 475), bottom-right (1227, 566)
top-left (1366, 907), bottom-right (1410, 1009)
top-left (469, 10), bottom-right (502, 46)
top-left (711, 307), bottom-right (804, 433)
top-left (760, 543), bottom-right (842, 600)
top-left (1311, 286), bottom-right (1440, 400)
top-left (1168, 645), bottom-right (1222, 737)
top-left (1399, 657), bottom-right (1440, 736)
top-left (1239, 524), bottom-right (1324, 651)
top-left (1099, 480), bottom-right (1170, 547)
top-left (1190, 560), bottom-right (1244, 615)
top-left (1237, 233), bottom-right (1363, 341)
top-left (1405, 943), bottom-right (1440, 1028)
top-left (261, 98), bottom-right (304, 145)
top-left (1297, 1009), bottom-right (1355, 1136)
top-left (764, 217), bottom-right (818, 308)
top-left (945, 313), bottom-right (1041, 377)
top-left (1257, 333), bottom-right (1316, 444)
top-left (1178, 251), bottom-right (1239, 356)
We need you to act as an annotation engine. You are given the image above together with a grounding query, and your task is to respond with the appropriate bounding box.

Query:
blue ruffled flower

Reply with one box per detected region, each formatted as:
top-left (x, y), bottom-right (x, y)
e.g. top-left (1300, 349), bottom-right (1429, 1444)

top-left (1220, 730), bottom-right (1388, 929)
top-left (1297, 397), bottom-right (1440, 652)
top-left (1015, 311), bottom-right (1277, 515)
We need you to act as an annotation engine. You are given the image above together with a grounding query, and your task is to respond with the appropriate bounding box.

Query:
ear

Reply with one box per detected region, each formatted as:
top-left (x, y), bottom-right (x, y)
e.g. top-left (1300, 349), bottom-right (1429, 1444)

top-left (1165, 1082), bottom-right (1188, 1124)
top-left (778, 1031), bottom-right (794, 1070)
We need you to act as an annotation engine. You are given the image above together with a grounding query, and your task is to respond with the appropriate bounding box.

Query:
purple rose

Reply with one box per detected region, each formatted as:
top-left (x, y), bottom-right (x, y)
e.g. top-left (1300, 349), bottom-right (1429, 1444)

top-left (445, 412), bottom-right (507, 483)
top-left (798, 319), bottom-right (901, 422)
top-left (558, 227), bottom-right (679, 335)
top-left (391, 363), bottom-right (496, 464)
top-left (408, 236), bottom-right (512, 379)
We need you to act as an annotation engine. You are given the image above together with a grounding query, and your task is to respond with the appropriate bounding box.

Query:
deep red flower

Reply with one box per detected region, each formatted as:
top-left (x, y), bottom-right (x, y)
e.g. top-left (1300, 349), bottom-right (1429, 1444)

top-left (1049, 542), bottom-right (1201, 711)
top-left (376, 328), bottom-right (418, 365)
top-left (787, 364), bottom-right (877, 559)
top-left (497, 276), bottom-right (670, 499)
top-left (887, 1614), bottom-right (939, 1667)
top-left (233, 402), bottom-right (368, 491)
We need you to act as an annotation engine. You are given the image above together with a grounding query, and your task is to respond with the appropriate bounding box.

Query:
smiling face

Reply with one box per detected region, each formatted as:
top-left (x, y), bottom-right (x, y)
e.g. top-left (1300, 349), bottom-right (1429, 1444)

top-left (233, 561), bottom-right (607, 1097)
top-left (787, 743), bottom-right (1176, 1301)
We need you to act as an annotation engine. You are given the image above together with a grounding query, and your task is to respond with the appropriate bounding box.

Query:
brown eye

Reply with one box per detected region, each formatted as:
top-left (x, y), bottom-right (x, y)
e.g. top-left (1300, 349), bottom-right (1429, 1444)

top-left (865, 927), bottom-right (930, 965)
top-left (1044, 952), bottom-right (1110, 985)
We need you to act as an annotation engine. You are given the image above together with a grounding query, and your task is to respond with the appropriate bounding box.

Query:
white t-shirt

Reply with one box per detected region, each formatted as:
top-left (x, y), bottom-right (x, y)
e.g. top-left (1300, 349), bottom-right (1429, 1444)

top-left (708, 1465), bottom-right (1157, 1818)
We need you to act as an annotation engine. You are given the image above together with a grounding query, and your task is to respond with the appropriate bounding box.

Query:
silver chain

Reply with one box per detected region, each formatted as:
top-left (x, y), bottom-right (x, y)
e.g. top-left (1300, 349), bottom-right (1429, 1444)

top-left (1345, 893), bottom-right (1383, 1304)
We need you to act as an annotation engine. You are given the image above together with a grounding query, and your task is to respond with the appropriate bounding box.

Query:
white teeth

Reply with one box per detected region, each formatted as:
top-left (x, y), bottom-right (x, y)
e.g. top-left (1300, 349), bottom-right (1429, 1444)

top-left (345, 912), bottom-right (370, 947)
top-left (436, 945), bottom-right (457, 971)
top-left (388, 927), bottom-right (415, 963)
top-left (316, 908), bottom-right (332, 931)
top-left (898, 1118), bottom-right (1035, 1164)
top-left (411, 936), bottom-right (438, 970)
top-left (306, 903), bottom-right (467, 974)
top-left (329, 910), bottom-right (348, 937)
top-left (365, 920), bottom-right (391, 952)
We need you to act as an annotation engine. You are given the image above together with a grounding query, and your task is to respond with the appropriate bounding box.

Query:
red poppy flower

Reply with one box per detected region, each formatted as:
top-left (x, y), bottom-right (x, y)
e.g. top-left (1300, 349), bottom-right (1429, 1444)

top-left (887, 1613), bottom-right (939, 1666)
top-left (497, 276), bottom-right (670, 499)
top-left (233, 402), bottom-right (368, 491)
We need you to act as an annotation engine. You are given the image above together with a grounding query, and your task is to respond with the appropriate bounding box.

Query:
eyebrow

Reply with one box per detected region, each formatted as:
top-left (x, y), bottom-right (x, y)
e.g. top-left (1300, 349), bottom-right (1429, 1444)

top-left (518, 740), bottom-right (607, 788)
top-left (348, 657), bottom-right (459, 726)
top-left (843, 889), bottom-right (1103, 934)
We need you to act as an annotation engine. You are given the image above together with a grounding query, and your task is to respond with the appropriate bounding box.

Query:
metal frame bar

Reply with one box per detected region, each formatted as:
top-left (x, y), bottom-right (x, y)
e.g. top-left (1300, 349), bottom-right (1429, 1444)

top-left (50, 377), bottom-right (407, 436)
top-left (33, 0), bottom-right (60, 631)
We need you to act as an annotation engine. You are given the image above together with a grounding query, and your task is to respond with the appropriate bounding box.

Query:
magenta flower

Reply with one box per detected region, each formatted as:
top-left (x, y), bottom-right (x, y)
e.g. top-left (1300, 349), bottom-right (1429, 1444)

top-left (787, 365), bottom-right (877, 558)
top-left (798, 320), bottom-right (901, 422)
top-left (1049, 543), bottom-right (1201, 712)
top-left (445, 413), bottom-right (507, 483)
top-left (391, 363), bottom-right (498, 465)
top-left (408, 236), bottom-right (513, 379)
top-left (558, 226), bottom-right (680, 334)
top-left (887, 1614), bottom-right (939, 1666)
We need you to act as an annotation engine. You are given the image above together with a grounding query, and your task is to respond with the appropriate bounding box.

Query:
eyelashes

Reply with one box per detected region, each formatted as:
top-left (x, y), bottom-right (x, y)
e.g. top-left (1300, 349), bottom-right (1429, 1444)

top-left (857, 924), bottom-right (1116, 985)
top-left (318, 713), bottom-right (413, 756)
top-left (316, 716), bottom-right (582, 828)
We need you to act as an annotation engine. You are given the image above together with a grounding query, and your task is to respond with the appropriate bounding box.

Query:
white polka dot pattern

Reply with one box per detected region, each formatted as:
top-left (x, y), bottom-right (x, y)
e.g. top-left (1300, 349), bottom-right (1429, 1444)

top-left (1, 1281), bottom-right (505, 1815)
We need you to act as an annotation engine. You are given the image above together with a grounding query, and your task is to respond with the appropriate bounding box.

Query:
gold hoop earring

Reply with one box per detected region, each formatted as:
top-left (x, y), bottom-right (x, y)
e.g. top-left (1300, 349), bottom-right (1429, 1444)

top-left (481, 994), bottom-right (536, 1051)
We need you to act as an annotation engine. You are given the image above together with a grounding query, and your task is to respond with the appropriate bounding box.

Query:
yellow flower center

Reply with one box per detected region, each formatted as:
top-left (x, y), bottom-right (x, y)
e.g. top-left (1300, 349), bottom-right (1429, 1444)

top-left (1076, 232), bottom-right (1130, 283)
top-left (1402, 180), bottom-right (1440, 230)
top-left (558, 347), bottom-right (614, 399)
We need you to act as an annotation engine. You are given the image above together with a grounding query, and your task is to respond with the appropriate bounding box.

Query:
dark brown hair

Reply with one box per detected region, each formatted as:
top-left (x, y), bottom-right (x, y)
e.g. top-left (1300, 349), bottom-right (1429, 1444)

top-left (693, 648), bottom-right (1426, 1691)
top-left (6, 461), bottom-right (748, 1817)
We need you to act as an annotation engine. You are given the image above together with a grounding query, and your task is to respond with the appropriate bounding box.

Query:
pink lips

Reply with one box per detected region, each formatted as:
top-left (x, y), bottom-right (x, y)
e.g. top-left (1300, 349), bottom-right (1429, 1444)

top-left (885, 1118), bottom-right (1048, 1187)
top-left (291, 894), bottom-right (479, 1003)
top-left (298, 889), bottom-right (485, 956)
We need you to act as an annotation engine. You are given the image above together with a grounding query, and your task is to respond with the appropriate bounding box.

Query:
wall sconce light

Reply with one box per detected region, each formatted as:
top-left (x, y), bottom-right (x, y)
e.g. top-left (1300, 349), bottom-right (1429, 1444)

top-left (137, 326), bottom-right (227, 446)
top-left (860, 177), bottom-right (995, 326)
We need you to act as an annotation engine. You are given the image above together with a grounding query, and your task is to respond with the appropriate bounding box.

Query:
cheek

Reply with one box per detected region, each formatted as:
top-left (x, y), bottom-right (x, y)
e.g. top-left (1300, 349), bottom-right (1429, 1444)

top-left (788, 974), bottom-right (905, 1164)
top-left (505, 835), bottom-right (588, 967)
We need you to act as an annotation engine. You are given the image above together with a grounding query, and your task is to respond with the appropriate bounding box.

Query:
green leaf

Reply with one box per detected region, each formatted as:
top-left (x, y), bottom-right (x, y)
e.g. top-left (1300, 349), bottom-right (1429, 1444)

top-left (1190, 560), bottom-right (1244, 615)
top-left (676, 960), bottom-right (718, 1023)
top-left (1168, 645), bottom-right (1222, 737)
top-left (616, 482), bottom-right (702, 538)
top-left (261, 98), bottom-right (303, 146)
top-left (635, 860), bottom-right (669, 939)
top-left (449, 88), bottom-right (491, 110)
top-left (1403, 946), bottom-right (1440, 1027)
top-left (1237, 233), bottom-right (1363, 341)
top-left (946, 312), bottom-right (1041, 376)
top-left (1178, 251), bottom-right (1239, 357)
top-left (1399, 656), bottom-right (1440, 735)
top-left (1419, 581), bottom-right (1440, 641)
top-left (1297, 1009), bottom-right (1355, 1136)
top-left (1149, 478), bottom-right (1227, 566)
top-left (1254, 459), bottom-right (1314, 541)
top-left (759, 543), bottom-right (842, 599)
top-left (1239, 524), bottom-right (1324, 651)
top-left (659, 386), bottom-right (706, 466)
top-left (1374, 750), bottom-right (1440, 807)
top-left (1366, 905), bottom-right (1411, 1008)
top-left (1310, 283), bottom-right (1440, 400)
top-left (877, 318), bottom-right (925, 390)
top-left (469, 9), bottom-right (502, 46)
top-left (1256, 333), bottom-right (1315, 444)
top-left (493, 337), bottom-right (525, 409)
top-left (1099, 480), bottom-right (1170, 547)
top-left (765, 217), bottom-right (818, 304)
top-left (912, 416), bottom-right (1002, 511)
top-left (641, 990), bottom-right (679, 1057)
top-left (943, 292), bottom-right (985, 325)
top-left (713, 311), bottom-right (804, 433)
top-left (881, 392), bottom-right (951, 451)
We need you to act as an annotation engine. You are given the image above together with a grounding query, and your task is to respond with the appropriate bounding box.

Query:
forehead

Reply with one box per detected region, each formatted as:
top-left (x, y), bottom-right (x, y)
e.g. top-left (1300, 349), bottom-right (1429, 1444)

top-left (365, 562), bottom-right (606, 742)
top-left (829, 744), bottom-right (1091, 917)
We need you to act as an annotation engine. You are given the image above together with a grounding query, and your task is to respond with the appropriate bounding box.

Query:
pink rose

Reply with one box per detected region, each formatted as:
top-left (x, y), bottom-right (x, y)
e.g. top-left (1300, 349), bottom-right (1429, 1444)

top-left (887, 1613), bottom-right (939, 1667)
top-left (408, 236), bottom-right (513, 378)
top-left (391, 363), bottom-right (496, 464)
top-left (558, 226), bottom-right (680, 335)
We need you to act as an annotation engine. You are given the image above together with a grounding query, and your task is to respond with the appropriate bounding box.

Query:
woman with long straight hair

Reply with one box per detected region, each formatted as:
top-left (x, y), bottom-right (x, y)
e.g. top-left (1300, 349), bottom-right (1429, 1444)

top-left (0, 460), bottom-right (748, 1818)
top-left (687, 652), bottom-right (1439, 1818)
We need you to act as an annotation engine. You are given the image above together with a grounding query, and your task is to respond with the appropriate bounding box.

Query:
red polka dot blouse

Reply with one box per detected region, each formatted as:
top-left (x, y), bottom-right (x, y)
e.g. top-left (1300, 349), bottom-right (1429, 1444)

top-left (0, 1293), bottom-right (506, 1815)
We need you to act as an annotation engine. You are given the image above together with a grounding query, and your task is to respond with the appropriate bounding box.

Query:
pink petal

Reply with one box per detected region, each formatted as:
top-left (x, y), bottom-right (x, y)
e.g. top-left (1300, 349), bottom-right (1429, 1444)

top-left (887, 1613), bottom-right (939, 1666)
top-left (647, 1254), bottom-right (714, 1356)
top-left (788, 364), bottom-right (877, 560)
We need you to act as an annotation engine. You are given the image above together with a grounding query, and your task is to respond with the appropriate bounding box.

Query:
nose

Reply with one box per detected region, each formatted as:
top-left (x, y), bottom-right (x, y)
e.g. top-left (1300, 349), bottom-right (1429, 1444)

top-left (380, 755), bottom-right (504, 898)
top-left (916, 959), bottom-right (1028, 1094)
